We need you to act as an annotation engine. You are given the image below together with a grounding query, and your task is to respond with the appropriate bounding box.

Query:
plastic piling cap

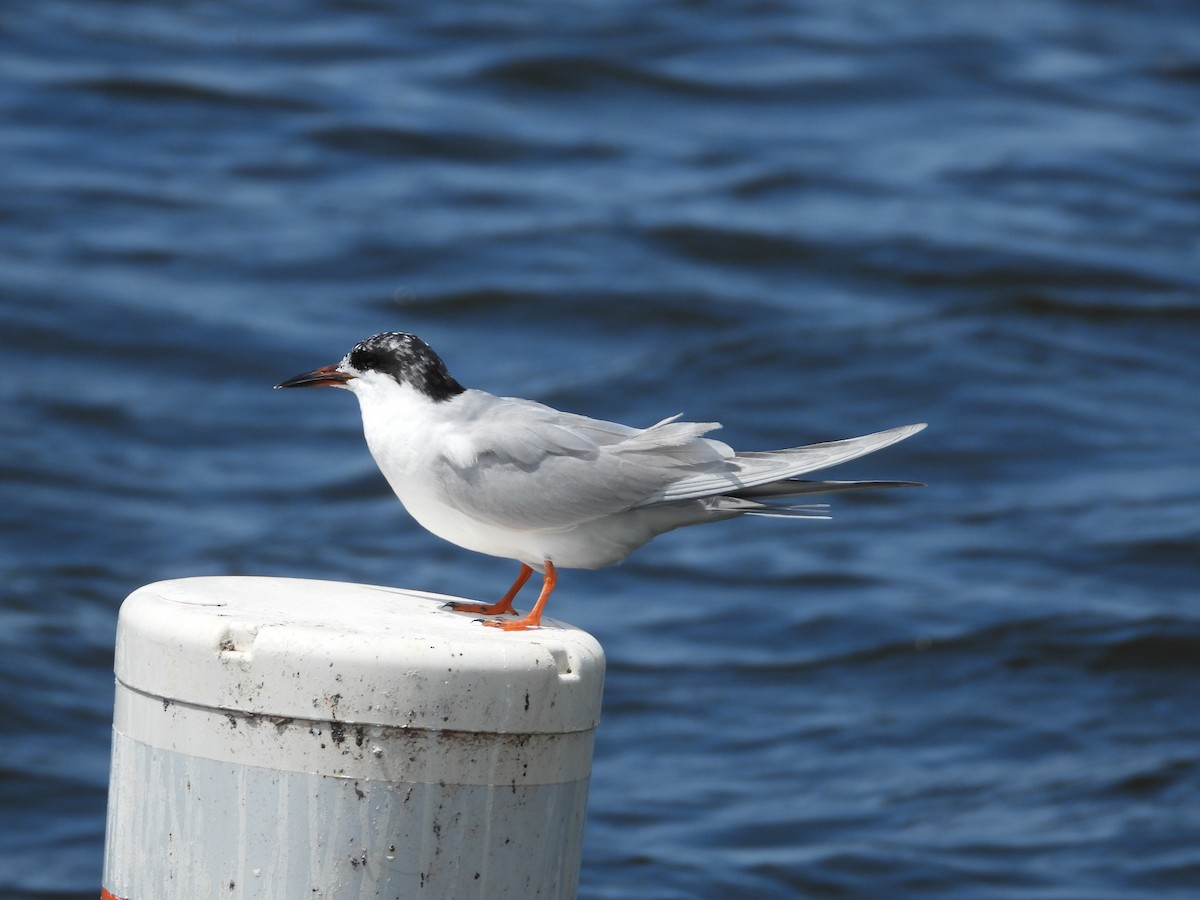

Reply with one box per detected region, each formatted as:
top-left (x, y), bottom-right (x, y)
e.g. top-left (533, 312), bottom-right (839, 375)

top-left (115, 576), bottom-right (605, 735)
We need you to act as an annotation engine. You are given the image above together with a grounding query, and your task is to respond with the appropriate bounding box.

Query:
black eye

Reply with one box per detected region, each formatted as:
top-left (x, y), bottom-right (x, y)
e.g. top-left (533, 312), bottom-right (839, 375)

top-left (349, 347), bottom-right (380, 372)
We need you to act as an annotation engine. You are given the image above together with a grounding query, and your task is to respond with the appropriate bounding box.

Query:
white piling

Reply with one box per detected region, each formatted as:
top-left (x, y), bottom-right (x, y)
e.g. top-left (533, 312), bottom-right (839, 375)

top-left (101, 576), bottom-right (605, 900)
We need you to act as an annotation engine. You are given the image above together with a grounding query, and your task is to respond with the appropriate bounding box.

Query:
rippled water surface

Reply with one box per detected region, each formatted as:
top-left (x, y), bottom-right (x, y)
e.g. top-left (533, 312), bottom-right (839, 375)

top-left (3, 2), bottom-right (1199, 897)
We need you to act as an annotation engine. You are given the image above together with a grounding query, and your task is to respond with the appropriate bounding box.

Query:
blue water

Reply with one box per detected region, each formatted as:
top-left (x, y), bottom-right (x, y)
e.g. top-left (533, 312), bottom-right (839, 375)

top-left (3, 1), bottom-right (1199, 896)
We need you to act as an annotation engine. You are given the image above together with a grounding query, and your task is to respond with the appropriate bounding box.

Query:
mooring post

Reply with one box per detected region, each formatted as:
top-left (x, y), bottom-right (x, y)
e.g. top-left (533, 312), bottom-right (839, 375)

top-left (101, 576), bottom-right (605, 899)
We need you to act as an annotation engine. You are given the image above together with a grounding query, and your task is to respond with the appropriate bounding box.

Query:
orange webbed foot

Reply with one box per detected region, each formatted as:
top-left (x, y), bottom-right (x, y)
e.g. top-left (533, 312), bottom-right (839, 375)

top-left (444, 564), bottom-right (533, 616)
top-left (445, 598), bottom-right (516, 616)
top-left (482, 614), bottom-right (543, 631)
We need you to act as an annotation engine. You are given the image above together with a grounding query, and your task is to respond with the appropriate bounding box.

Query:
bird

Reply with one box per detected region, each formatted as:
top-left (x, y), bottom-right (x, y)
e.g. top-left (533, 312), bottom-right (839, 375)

top-left (276, 332), bottom-right (925, 631)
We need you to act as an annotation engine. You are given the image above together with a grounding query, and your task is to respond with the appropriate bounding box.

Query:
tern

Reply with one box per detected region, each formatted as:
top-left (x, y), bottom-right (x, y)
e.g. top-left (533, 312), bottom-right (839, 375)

top-left (277, 332), bottom-right (925, 630)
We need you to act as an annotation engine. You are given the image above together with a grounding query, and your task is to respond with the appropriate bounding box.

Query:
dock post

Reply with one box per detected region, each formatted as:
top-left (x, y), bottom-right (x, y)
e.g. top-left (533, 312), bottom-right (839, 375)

top-left (100, 576), bottom-right (605, 899)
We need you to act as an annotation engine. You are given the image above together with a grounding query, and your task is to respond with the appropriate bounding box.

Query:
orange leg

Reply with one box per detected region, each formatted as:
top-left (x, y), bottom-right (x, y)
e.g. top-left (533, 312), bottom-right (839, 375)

top-left (446, 564), bottom-right (532, 615)
top-left (484, 560), bottom-right (556, 631)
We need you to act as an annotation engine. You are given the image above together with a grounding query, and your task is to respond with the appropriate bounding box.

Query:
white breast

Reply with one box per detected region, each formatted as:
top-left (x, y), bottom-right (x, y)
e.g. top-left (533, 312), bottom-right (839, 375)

top-left (349, 376), bottom-right (545, 565)
top-left (346, 374), bottom-right (701, 571)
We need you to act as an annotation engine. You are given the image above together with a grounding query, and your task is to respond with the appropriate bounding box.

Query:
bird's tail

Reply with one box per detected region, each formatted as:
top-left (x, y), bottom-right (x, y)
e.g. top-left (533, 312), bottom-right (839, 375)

top-left (709, 479), bottom-right (923, 519)
top-left (730, 479), bottom-right (925, 499)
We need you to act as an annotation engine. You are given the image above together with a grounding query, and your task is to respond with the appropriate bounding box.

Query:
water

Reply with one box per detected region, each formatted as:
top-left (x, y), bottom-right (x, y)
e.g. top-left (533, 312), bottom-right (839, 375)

top-left (3, 1), bottom-right (1198, 896)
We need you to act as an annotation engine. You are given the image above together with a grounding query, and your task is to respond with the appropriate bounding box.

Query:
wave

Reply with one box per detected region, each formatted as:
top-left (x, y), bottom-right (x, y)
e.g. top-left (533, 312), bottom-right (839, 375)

top-left (608, 613), bottom-right (1200, 677)
top-left (60, 74), bottom-right (317, 113)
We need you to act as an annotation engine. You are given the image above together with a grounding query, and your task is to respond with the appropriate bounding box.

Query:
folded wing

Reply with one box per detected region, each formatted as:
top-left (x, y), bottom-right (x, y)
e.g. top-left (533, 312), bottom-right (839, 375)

top-left (437, 393), bottom-right (924, 532)
top-left (635, 422), bottom-right (927, 507)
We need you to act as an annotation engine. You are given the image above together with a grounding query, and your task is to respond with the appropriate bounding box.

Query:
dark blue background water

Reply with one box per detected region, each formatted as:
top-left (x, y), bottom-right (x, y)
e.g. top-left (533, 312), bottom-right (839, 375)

top-left (3, 2), bottom-right (1198, 897)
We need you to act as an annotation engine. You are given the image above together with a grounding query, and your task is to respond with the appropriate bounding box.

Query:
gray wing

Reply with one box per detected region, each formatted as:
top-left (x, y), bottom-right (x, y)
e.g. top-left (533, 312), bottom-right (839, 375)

top-left (436, 393), bottom-right (924, 530)
top-left (436, 396), bottom-right (734, 531)
top-left (633, 423), bottom-right (927, 507)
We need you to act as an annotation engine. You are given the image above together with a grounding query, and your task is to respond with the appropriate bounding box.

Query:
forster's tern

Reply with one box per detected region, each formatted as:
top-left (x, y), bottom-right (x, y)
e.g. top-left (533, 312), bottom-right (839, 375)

top-left (277, 332), bottom-right (925, 630)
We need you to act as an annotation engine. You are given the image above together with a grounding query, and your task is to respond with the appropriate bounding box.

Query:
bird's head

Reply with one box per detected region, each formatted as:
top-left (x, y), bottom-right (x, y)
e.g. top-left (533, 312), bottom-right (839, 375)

top-left (275, 332), bottom-right (465, 403)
